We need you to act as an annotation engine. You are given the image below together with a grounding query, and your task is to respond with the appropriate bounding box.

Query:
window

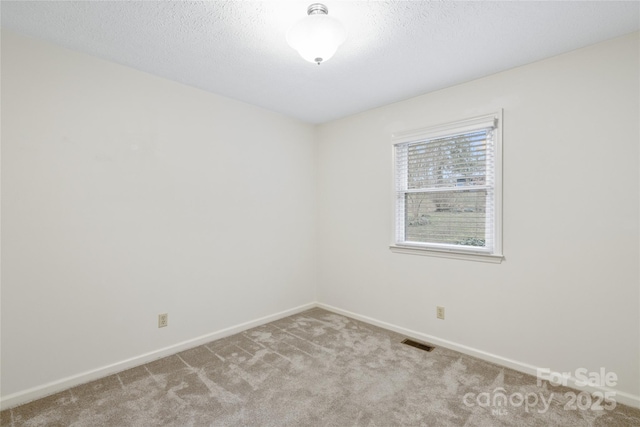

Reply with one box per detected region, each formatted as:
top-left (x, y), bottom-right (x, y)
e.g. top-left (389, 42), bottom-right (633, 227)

top-left (390, 112), bottom-right (503, 263)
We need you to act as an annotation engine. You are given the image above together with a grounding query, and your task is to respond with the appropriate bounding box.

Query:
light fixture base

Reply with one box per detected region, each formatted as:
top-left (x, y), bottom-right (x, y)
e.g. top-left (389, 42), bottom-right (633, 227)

top-left (307, 3), bottom-right (328, 15)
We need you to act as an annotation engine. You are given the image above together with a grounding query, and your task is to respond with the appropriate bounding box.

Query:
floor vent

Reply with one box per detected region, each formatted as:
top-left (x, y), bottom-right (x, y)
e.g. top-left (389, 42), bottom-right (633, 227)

top-left (402, 338), bottom-right (435, 352)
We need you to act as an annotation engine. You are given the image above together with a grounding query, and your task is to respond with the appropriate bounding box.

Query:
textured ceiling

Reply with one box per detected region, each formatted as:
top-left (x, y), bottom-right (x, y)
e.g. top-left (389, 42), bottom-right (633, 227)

top-left (2, 1), bottom-right (639, 124)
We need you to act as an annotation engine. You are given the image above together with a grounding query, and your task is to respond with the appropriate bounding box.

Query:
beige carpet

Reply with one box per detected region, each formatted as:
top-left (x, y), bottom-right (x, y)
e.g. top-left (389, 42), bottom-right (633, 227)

top-left (1, 308), bottom-right (639, 426)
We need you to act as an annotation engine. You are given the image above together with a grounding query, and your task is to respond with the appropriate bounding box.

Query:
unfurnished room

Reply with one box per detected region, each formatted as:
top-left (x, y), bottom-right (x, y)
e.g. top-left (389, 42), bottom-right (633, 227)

top-left (1, 1), bottom-right (639, 426)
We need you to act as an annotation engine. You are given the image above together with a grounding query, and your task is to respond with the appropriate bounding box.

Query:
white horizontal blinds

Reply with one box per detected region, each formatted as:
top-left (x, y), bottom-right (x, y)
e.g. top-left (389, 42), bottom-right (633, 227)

top-left (395, 126), bottom-right (495, 251)
top-left (394, 143), bottom-right (409, 243)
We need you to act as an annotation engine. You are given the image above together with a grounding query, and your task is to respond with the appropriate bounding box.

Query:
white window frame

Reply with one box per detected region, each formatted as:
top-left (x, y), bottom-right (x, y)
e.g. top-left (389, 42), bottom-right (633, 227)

top-left (390, 111), bottom-right (503, 263)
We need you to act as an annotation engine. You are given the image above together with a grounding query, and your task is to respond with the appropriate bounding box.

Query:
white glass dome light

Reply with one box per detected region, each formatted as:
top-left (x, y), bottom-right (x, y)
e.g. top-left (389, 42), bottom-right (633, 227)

top-left (286, 3), bottom-right (347, 65)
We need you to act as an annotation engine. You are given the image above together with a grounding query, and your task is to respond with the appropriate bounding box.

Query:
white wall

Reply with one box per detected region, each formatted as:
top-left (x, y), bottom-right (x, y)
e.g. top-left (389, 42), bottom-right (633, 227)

top-left (316, 33), bottom-right (640, 402)
top-left (3, 28), bottom-right (639, 408)
top-left (1, 31), bottom-right (317, 399)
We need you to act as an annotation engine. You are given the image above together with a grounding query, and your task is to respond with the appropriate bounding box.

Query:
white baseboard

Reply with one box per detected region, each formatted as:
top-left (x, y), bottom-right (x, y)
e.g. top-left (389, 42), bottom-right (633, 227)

top-left (4, 301), bottom-right (639, 411)
top-left (0, 302), bottom-right (316, 410)
top-left (317, 303), bottom-right (640, 409)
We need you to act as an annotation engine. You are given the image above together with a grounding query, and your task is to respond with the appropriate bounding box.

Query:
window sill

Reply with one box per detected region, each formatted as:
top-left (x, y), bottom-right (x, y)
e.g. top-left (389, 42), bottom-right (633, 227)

top-left (389, 244), bottom-right (504, 263)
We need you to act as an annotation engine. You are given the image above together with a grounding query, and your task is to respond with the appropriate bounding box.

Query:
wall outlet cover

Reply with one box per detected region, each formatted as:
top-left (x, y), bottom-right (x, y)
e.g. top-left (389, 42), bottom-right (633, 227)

top-left (158, 313), bottom-right (168, 328)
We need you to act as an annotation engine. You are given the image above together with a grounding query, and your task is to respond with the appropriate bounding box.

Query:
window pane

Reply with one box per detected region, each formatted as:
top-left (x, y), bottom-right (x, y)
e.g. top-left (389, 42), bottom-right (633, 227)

top-left (407, 130), bottom-right (488, 189)
top-left (404, 191), bottom-right (487, 246)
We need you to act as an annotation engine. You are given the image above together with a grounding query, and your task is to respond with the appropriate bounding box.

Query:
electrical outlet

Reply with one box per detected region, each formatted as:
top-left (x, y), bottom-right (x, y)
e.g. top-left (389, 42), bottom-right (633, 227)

top-left (158, 313), bottom-right (168, 328)
top-left (436, 306), bottom-right (445, 320)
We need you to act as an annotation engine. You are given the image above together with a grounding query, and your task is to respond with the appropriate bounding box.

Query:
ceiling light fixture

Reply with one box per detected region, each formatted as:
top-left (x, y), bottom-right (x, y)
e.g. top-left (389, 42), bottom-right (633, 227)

top-left (286, 3), bottom-right (347, 65)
